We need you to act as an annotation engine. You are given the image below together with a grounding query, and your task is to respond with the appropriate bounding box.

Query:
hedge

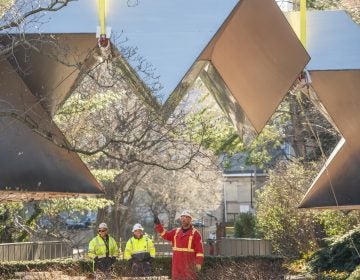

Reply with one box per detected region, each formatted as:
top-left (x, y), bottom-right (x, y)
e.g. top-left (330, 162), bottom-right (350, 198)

top-left (0, 256), bottom-right (285, 280)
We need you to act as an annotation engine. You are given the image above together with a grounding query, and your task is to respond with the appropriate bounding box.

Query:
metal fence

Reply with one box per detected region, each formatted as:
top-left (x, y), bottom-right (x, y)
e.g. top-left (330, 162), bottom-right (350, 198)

top-left (210, 238), bottom-right (272, 256)
top-left (121, 238), bottom-right (272, 258)
top-left (0, 241), bottom-right (72, 262)
top-left (0, 238), bottom-right (271, 262)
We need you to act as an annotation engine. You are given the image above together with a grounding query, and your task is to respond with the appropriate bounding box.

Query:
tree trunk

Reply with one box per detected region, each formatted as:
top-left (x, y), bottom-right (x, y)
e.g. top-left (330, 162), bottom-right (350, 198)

top-left (289, 93), bottom-right (307, 158)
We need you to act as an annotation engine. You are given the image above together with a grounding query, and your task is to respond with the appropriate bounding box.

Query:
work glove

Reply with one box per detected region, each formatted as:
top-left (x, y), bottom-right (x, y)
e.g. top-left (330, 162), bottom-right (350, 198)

top-left (196, 264), bottom-right (202, 272)
top-left (153, 215), bottom-right (160, 225)
top-left (94, 256), bottom-right (99, 262)
top-left (149, 257), bottom-right (155, 264)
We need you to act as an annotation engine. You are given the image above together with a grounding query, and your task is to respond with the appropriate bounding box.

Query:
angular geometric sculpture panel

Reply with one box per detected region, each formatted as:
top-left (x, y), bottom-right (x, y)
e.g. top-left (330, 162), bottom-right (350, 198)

top-left (6, 34), bottom-right (99, 116)
top-left (285, 11), bottom-right (360, 209)
top-left (197, 0), bottom-right (309, 134)
top-left (2, 0), bottom-right (309, 143)
top-left (299, 70), bottom-right (360, 209)
top-left (174, 0), bottom-right (310, 143)
top-left (0, 0), bottom-right (309, 200)
top-left (0, 59), bottom-right (103, 202)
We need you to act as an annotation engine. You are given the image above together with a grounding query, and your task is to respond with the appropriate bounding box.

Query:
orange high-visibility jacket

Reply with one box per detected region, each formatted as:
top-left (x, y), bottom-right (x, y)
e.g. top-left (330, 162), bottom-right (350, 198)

top-left (156, 224), bottom-right (204, 280)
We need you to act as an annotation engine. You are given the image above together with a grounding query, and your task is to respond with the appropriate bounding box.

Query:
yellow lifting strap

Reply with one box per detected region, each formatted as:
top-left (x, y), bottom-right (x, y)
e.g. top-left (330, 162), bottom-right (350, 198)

top-left (300, 0), bottom-right (307, 47)
top-left (98, 0), bottom-right (106, 35)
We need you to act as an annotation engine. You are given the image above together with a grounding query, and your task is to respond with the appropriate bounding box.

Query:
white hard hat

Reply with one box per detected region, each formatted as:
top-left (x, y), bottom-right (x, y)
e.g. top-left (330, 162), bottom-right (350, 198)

top-left (132, 223), bottom-right (144, 232)
top-left (98, 222), bottom-right (108, 229)
top-left (180, 210), bottom-right (193, 219)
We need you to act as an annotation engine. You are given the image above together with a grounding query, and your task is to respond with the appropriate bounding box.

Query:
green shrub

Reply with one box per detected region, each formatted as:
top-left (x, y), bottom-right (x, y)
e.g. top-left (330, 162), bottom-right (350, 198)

top-left (309, 226), bottom-right (360, 273)
top-left (234, 212), bottom-right (257, 238)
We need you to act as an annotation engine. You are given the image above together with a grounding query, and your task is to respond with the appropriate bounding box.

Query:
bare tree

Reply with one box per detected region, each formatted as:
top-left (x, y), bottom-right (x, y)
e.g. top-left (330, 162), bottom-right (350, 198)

top-left (54, 67), bottom-right (212, 239)
top-left (0, 0), bottom-right (216, 242)
top-left (133, 154), bottom-right (222, 231)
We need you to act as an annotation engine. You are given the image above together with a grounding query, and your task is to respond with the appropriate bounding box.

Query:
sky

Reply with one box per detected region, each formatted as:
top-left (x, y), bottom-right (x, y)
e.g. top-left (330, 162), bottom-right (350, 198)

top-left (8, 0), bottom-right (360, 100)
top-left (28, 0), bottom-right (238, 102)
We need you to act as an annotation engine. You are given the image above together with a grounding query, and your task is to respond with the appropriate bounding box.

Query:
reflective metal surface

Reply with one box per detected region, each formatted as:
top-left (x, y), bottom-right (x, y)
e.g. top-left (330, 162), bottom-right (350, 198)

top-left (284, 11), bottom-right (360, 209)
top-left (198, 0), bottom-right (309, 134)
top-left (0, 59), bottom-right (103, 202)
top-left (161, 0), bottom-right (309, 138)
top-left (0, 0), bottom-right (313, 201)
top-left (5, 34), bottom-right (98, 116)
top-left (9, 0), bottom-right (239, 101)
top-left (285, 11), bottom-right (360, 70)
top-left (299, 70), bottom-right (360, 209)
top-left (199, 62), bottom-right (257, 145)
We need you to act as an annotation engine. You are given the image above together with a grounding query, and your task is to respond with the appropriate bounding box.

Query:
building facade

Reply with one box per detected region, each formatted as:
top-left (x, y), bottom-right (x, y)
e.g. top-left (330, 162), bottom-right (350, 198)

top-left (221, 154), bottom-right (267, 223)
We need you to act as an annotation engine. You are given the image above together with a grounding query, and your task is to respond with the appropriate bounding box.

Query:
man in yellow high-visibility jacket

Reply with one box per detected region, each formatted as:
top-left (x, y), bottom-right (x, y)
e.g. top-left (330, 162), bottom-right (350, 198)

top-left (124, 223), bottom-right (156, 276)
top-left (88, 223), bottom-right (119, 279)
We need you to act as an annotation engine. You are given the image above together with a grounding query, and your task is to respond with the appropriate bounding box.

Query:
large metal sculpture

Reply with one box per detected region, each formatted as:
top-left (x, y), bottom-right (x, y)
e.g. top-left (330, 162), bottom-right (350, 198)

top-left (0, 59), bottom-right (103, 202)
top-left (3, 0), bottom-right (308, 136)
top-left (3, 0), bottom-right (359, 209)
top-left (285, 11), bottom-right (360, 209)
top-left (0, 0), bottom-right (308, 201)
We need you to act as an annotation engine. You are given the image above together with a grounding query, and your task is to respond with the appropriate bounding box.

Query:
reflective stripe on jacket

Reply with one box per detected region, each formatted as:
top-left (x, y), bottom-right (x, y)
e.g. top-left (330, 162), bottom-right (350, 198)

top-left (124, 236), bottom-right (156, 261)
top-left (88, 234), bottom-right (119, 259)
top-left (156, 223), bottom-right (204, 280)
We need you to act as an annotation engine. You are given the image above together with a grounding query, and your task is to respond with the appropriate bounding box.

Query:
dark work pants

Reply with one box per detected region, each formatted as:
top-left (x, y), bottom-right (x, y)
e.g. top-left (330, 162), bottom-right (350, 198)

top-left (131, 261), bottom-right (152, 276)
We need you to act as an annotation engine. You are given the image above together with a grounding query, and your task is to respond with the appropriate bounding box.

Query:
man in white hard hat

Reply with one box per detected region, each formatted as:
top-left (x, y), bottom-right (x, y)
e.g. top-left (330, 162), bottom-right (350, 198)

top-left (88, 223), bottom-right (119, 279)
top-left (154, 210), bottom-right (204, 280)
top-left (124, 223), bottom-right (156, 276)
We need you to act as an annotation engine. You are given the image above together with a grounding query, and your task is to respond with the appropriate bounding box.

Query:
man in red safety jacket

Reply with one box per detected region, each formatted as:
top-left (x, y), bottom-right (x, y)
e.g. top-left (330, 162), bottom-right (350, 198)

top-left (154, 210), bottom-right (204, 280)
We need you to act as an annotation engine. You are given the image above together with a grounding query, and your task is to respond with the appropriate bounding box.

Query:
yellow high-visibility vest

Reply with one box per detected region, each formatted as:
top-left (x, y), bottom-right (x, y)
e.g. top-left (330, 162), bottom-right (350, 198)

top-left (88, 234), bottom-right (119, 259)
top-left (124, 235), bottom-right (156, 260)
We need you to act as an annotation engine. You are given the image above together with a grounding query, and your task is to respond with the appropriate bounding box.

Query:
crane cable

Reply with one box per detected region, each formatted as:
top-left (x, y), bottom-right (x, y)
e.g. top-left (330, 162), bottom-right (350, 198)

top-left (300, 0), bottom-right (307, 47)
top-left (98, 0), bottom-right (106, 36)
top-left (97, 0), bottom-right (110, 49)
top-left (298, 0), bottom-right (360, 260)
top-left (298, 86), bottom-right (360, 260)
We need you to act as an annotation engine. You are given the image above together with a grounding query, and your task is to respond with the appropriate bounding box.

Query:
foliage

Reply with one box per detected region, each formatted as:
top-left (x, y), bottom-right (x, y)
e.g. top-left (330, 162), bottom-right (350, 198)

top-left (307, 0), bottom-right (341, 10)
top-left (91, 169), bottom-right (123, 183)
top-left (318, 210), bottom-right (360, 237)
top-left (348, 265), bottom-right (360, 280)
top-left (255, 158), bottom-right (359, 259)
top-left (234, 212), bottom-right (257, 238)
top-left (308, 0), bottom-right (360, 25)
top-left (0, 256), bottom-right (285, 280)
top-left (197, 256), bottom-right (286, 280)
top-left (185, 92), bottom-right (244, 156)
top-left (186, 87), bottom-right (283, 169)
top-left (309, 226), bottom-right (360, 273)
top-left (247, 124), bottom-right (283, 168)
top-left (52, 59), bottom-right (214, 239)
top-left (134, 162), bottom-right (222, 229)
top-left (0, 0), bottom-right (14, 17)
top-left (0, 202), bottom-right (45, 242)
top-left (189, 89), bottom-right (340, 170)
top-left (312, 270), bottom-right (349, 280)
top-left (0, 202), bottom-right (27, 242)
top-left (285, 257), bottom-right (309, 275)
top-left (0, 202), bottom-right (22, 217)
top-left (39, 197), bottom-right (112, 216)
top-left (0, 198), bottom-right (112, 242)
top-left (256, 161), bottom-right (323, 257)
